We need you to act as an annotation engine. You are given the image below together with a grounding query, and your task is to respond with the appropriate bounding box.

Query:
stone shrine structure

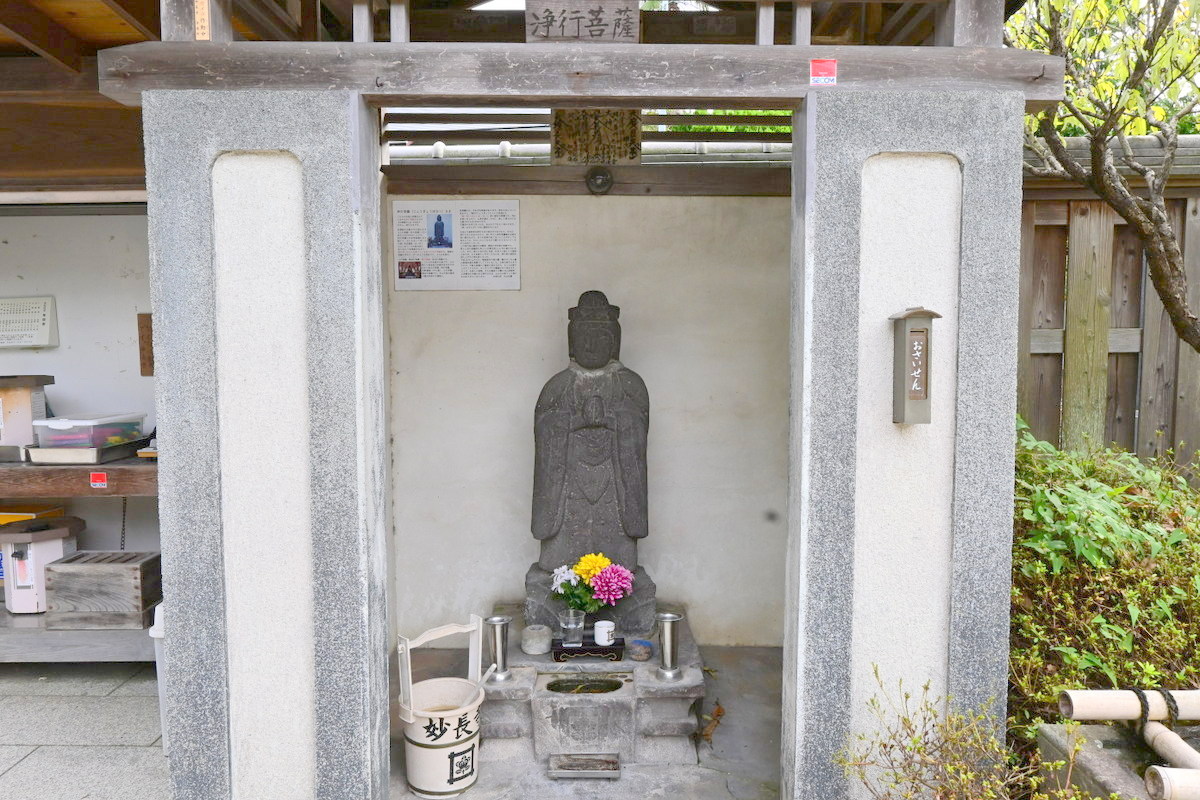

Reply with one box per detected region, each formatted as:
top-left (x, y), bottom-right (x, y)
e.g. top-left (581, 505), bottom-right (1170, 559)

top-left (98, 4), bottom-right (1064, 791)
top-left (525, 291), bottom-right (657, 634)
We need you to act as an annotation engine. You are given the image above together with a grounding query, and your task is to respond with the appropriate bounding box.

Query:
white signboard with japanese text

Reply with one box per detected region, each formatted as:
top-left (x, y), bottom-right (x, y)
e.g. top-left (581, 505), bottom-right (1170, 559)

top-left (391, 200), bottom-right (520, 291)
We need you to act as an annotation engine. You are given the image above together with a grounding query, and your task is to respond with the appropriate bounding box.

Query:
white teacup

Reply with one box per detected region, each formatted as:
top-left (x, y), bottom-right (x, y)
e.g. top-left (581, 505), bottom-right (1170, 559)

top-left (593, 620), bottom-right (616, 646)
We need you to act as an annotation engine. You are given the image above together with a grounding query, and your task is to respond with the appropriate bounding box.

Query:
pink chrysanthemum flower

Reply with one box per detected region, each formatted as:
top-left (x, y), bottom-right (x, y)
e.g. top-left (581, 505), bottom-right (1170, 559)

top-left (590, 564), bottom-right (634, 606)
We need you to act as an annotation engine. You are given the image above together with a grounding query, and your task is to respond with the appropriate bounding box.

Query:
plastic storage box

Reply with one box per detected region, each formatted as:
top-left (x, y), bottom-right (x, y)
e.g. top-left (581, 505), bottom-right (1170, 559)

top-left (32, 413), bottom-right (145, 448)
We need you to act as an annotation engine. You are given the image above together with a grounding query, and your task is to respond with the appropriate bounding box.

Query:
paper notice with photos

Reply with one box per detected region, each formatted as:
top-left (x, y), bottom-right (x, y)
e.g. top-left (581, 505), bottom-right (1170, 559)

top-left (391, 200), bottom-right (520, 291)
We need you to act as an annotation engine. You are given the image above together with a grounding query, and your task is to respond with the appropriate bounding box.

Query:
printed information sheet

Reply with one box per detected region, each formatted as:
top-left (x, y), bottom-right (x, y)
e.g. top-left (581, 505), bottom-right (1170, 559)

top-left (391, 200), bottom-right (520, 291)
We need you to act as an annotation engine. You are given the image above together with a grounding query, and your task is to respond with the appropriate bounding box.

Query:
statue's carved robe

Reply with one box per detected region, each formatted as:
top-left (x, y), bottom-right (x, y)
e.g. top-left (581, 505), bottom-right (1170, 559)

top-left (532, 361), bottom-right (648, 570)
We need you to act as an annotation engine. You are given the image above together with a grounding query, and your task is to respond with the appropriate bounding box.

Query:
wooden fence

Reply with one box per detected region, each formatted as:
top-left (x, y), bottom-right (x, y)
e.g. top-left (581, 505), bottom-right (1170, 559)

top-left (1017, 196), bottom-right (1200, 460)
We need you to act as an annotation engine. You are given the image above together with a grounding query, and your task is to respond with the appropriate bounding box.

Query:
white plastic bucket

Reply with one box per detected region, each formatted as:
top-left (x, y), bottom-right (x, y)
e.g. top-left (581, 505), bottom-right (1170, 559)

top-left (403, 676), bottom-right (485, 798)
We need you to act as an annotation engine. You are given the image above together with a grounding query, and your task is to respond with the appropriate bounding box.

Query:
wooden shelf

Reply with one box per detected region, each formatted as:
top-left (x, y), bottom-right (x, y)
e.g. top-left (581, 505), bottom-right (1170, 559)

top-left (0, 609), bottom-right (155, 662)
top-left (0, 458), bottom-right (157, 498)
top-left (0, 458), bottom-right (159, 661)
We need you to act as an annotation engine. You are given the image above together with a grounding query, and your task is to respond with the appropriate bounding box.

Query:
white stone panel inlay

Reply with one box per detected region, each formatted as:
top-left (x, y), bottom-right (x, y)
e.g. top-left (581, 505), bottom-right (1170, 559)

top-left (851, 153), bottom-right (962, 743)
top-left (212, 151), bottom-right (316, 799)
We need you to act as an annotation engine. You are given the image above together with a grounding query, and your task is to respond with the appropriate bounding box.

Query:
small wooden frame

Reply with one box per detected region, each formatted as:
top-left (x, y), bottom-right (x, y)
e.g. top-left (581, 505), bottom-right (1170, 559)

top-left (137, 313), bottom-right (154, 376)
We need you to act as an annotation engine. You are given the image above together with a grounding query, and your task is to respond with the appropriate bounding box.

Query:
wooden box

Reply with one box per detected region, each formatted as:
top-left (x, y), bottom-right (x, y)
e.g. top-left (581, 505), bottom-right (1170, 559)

top-left (45, 551), bottom-right (161, 630)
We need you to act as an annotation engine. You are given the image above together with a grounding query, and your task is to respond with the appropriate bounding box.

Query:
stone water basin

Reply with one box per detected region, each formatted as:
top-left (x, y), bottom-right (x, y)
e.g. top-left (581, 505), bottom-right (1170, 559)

top-left (533, 673), bottom-right (637, 760)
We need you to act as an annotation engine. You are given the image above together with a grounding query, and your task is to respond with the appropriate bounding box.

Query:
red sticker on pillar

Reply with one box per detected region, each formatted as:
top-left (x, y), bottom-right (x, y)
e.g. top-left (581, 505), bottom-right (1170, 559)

top-left (90, 472), bottom-right (108, 489)
top-left (810, 59), bottom-right (837, 86)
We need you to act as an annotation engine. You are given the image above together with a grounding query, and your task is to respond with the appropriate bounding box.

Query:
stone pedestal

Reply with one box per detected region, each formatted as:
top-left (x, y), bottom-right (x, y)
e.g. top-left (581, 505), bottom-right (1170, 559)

top-left (482, 602), bottom-right (702, 766)
top-left (524, 564), bottom-right (656, 636)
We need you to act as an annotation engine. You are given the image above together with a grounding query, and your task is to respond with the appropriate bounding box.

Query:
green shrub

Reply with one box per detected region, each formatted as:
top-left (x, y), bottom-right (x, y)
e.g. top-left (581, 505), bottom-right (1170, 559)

top-left (1009, 420), bottom-right (1200, 743)
top-left (840, 671), bottom-right (1106, 800)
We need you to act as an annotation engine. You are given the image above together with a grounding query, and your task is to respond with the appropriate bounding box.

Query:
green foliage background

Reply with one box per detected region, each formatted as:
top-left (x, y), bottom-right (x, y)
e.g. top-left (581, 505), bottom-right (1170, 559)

top-left (1009, 420), bottom-right (1200, 744)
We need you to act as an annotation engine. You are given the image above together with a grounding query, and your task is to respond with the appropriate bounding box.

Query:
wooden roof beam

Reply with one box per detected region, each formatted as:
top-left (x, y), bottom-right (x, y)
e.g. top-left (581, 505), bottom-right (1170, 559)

top-left (98, 0), bottom-right (162, 40)
top-left (0, 0), bottom-right (86, 72)
top-left (98, 40), bottom-right (1064, 111)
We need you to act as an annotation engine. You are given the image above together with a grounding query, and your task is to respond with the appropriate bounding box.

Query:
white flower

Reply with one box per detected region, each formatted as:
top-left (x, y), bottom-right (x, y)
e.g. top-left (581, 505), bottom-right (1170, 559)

top-left (551, 565), bottom-right (579, 593)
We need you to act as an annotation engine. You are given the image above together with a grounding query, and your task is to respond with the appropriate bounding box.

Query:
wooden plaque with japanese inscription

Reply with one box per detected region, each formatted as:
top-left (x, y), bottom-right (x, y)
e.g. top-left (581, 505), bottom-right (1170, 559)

top-left (551, 109), bottom-right (641, 166)
top-left (527, 0), bottom-right (642, 166)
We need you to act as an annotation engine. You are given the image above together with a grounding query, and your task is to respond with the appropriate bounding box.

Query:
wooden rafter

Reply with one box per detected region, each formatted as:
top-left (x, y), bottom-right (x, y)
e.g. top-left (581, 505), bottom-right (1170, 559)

top-left (0, 0), bottom-right (85, 72)
top-left (934, 0), bottom-right (1002, 46)
top-left (324, 0), bottom-right (353, 27)
top-left (811, 2), bottom-right (850, 37)
top-left (0, 57), bottom-right (111, 106)
top-left (887, 3), bottom-right (934, 45)
top-left (301, 0), bottom-right (321, 39)
top-left (879, 2), bottom-right (915, 42)
top-left (97, 40), bottom-right (1064, 109)
top-left (233, 0), bottom-right (300, 40)
top-left (97, 0), bottom-right (161, 39)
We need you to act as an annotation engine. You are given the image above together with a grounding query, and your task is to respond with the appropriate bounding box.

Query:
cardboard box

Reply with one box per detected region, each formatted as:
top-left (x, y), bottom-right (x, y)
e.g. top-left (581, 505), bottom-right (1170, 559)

top-left (0, 376), bottom-right (54, 449)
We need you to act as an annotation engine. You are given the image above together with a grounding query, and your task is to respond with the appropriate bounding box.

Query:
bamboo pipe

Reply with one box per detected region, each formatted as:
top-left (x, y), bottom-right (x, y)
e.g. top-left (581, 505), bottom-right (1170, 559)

top-left (1060, 690), bottom-right (1200, 721)
top-left (1143, 722), bottom-right (1200, 769)
top-left (1061, 692), bottom-right (1200, 800)
top-left (1147, 766), bottom-right (1200, 800)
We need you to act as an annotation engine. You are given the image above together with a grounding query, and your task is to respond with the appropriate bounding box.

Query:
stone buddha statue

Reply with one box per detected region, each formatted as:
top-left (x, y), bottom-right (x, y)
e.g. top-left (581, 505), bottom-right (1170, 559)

top-left (525, 291), bottom-right (657, 634)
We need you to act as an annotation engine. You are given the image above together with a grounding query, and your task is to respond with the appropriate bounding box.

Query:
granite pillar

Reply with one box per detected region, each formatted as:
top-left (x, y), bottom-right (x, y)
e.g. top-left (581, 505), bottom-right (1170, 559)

top-left (783, 90), bottom-right (1023, 800)
top-left (142, 90), bottom-right (389, 800)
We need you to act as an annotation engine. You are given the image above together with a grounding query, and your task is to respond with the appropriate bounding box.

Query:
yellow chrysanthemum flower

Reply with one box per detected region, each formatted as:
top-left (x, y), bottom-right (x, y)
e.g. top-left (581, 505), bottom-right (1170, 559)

top-left (573, 553), bottom-right (611, 584)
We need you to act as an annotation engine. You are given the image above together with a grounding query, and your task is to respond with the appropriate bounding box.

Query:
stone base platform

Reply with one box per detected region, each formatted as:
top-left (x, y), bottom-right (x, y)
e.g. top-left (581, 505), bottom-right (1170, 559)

top-left (481, 602), bottom-right (704, 766)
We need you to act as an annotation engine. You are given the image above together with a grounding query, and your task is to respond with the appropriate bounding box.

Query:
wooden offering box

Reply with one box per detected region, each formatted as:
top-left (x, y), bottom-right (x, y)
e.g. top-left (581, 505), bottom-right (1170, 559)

top-left (46, 551), bottom-right (162, 630)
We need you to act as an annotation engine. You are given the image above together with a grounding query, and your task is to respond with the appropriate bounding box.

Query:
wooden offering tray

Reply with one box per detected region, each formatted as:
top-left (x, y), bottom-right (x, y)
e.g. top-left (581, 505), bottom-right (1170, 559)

top-left (551, 636), bottom-right (625, 662)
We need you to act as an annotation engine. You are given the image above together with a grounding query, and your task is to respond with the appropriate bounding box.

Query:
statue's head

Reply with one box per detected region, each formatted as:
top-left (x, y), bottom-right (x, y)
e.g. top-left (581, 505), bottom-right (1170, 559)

top-left (568, 291), bottom-right (621, 370)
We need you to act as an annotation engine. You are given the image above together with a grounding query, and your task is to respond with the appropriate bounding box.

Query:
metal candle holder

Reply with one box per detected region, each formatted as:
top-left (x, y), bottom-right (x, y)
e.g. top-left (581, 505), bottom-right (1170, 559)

top-left (484, 615), bottom-right (512, 682)
top-left (655, 611), bottom-right (684, 682)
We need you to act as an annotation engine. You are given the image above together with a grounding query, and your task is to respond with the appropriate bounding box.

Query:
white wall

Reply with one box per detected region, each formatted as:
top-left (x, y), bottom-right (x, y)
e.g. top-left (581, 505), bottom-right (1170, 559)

top-left (0, 214), bottom-right (159, 551)
top-left (389, 195), bottom-right (791, 646)
top-left (850, 154), bottom-right (962, 743)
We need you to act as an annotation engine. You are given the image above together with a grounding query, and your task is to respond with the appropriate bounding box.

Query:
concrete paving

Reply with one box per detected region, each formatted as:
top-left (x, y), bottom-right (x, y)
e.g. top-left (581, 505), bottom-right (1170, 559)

top-left (0, 646), bottom-right (780, 799)
top-left (0, 663), bottom-right (167, 799)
